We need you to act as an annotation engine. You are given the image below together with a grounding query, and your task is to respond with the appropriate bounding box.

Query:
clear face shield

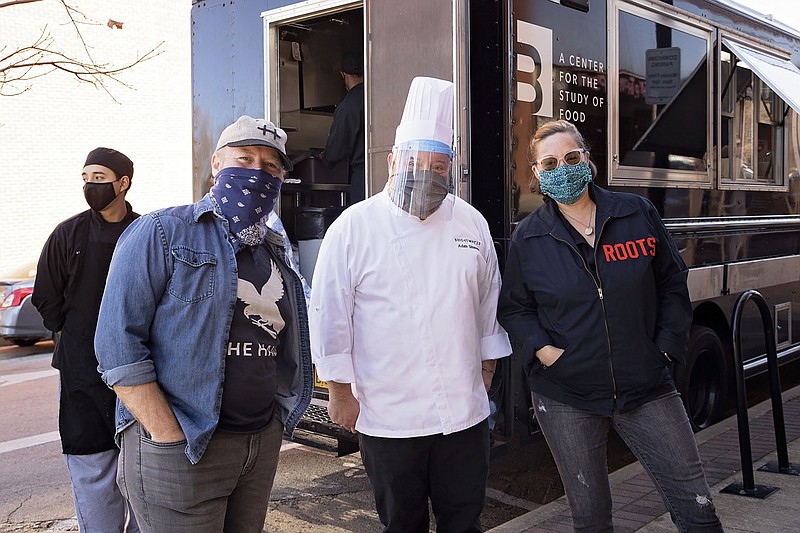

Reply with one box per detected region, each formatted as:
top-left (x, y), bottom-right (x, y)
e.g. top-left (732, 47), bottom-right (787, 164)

top-left (387, 141), bottom-right (455, 221)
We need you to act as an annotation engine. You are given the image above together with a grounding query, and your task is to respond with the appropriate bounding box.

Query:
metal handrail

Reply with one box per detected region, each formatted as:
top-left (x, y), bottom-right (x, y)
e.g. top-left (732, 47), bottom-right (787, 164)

top-left (665, 215), bottom-right (800, 234)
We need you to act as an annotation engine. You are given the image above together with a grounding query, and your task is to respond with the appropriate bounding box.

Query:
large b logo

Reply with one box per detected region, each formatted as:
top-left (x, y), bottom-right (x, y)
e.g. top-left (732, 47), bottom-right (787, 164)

top-left (516, 20), bottom-right (553, 117)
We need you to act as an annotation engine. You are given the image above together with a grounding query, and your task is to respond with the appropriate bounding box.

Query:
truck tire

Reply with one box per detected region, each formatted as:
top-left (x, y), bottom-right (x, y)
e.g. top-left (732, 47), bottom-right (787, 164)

top-left (674, 325), bottom-right (729, 431)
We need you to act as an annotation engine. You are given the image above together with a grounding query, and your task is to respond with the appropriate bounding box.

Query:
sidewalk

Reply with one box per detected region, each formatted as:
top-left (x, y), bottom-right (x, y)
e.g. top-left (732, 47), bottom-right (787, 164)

top-left (488, 385), bottom-right (800, 533)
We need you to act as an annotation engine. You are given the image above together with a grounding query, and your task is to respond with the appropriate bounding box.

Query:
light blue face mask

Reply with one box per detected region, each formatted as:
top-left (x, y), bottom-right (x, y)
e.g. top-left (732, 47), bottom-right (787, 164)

top-left (538, 161), bottom-right (592, 205)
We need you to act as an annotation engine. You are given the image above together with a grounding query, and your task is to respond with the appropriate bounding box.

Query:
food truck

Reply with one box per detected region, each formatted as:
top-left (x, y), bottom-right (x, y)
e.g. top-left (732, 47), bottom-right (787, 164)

top-left (192, 0), bottom-right (800, 449)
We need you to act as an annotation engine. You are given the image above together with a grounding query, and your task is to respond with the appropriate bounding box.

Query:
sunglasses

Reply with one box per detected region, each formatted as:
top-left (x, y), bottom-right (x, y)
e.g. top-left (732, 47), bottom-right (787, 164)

top-left (536, 149), bottom-right (586, 171)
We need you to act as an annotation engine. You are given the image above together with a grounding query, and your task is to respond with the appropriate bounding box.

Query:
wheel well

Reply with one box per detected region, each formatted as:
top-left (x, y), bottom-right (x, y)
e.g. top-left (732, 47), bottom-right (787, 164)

top-left (692, 302), bottom-right (732, 356)
top-left (691, 301), bottom-right (735, 394)
top-left (677, 302), bottom-right (736, 430)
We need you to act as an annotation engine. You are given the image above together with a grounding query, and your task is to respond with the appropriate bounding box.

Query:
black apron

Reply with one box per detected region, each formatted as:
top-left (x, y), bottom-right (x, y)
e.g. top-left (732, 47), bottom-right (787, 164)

top-left (56, 239), bottom-right (118, 455)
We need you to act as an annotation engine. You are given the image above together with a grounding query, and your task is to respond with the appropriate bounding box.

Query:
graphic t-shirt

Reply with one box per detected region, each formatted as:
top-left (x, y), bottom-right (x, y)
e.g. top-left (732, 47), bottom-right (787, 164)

top-left (218, 248), bottom-right (289, 433)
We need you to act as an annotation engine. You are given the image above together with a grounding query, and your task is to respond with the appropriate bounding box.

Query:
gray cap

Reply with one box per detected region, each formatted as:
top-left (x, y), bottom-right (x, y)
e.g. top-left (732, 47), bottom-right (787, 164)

top-left (215, 116), bottom-right (293, 171)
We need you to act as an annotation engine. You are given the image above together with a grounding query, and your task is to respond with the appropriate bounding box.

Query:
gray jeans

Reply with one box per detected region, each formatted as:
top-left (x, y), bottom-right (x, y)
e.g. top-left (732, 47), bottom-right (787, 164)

top-left (533, 391), bottom-right (723, 532)
top-left (118, 416), bottom-right (283, 533)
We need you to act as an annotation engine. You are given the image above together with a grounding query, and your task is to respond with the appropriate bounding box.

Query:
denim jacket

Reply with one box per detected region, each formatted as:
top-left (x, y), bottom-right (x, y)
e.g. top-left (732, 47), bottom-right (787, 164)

top-left (95, 195), bottom-right (313, 464)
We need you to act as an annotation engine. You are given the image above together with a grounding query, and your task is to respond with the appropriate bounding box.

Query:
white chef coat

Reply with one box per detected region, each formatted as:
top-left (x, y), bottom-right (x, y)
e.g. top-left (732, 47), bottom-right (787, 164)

top-left (309, 190), bottom-right (511, 438)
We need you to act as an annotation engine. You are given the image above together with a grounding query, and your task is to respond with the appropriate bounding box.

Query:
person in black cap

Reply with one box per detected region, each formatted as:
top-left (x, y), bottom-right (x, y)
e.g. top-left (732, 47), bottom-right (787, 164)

top-left (322, 51), bottom-right (365, 202)
top-left (32, 147), bottom-right (139, 533)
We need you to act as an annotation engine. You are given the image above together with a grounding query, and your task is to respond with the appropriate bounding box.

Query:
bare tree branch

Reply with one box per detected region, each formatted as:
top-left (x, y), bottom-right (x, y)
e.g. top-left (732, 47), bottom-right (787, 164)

top-left (58, 0), bottom-right (96, 64)
top-left (0, 0), bottom-right (164, 99)
top-left (0, 0), bottom-right (45, 9)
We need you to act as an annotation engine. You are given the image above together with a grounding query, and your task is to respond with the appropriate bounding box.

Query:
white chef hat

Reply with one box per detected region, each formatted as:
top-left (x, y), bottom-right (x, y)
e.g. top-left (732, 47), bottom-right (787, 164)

top-left (393, 77), bottom-right (454, 157)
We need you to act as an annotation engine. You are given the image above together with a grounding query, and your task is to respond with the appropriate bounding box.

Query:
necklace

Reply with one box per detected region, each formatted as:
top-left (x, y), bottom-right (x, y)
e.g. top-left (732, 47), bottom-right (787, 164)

top-left (561, 203), bottom-right (595, 236)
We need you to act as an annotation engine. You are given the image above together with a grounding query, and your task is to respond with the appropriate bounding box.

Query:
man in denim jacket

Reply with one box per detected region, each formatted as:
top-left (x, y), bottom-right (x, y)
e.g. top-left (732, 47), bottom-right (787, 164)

top-left (95, 116), bottom-right (313, 532)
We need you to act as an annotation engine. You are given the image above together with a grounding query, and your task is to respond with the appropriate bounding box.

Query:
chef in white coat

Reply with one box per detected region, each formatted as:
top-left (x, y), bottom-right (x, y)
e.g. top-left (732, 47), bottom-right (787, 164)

top-left (309, 76), bottom-right (511, 533)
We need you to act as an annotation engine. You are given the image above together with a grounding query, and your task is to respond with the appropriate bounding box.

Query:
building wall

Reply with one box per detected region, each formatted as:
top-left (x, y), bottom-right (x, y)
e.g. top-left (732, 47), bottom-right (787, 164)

top-left (0, 1), bottom-right (192, 277)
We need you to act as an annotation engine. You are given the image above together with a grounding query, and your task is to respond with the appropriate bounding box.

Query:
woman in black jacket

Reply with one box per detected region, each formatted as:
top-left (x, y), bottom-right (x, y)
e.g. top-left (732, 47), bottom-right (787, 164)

top-left (497, 121), bottom-right (723, 532)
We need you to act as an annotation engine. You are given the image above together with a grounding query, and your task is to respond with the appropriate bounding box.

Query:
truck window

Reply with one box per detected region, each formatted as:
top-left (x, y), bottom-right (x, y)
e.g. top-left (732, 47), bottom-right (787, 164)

top-left (720, 41), bottom-right (791, 190)
top-left (612, 3), bottom-right (711, 186)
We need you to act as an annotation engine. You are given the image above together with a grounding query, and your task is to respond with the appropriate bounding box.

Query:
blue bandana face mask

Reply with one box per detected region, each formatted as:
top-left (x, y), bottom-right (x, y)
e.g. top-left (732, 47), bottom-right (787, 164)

top-left (210, 168), bottom-right (282, 248)
top-left (537, 161), bottom-right (592, 205)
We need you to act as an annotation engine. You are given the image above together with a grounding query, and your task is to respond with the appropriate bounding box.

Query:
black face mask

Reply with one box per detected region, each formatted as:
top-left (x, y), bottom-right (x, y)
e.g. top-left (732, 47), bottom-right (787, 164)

top-left (83, 181), bottom-right (120, 212)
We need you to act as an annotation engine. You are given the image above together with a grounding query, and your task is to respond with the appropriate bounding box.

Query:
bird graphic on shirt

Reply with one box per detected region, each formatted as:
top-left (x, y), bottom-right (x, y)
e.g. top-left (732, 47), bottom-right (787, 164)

top-left (237, 259), bottom-right (285, 339)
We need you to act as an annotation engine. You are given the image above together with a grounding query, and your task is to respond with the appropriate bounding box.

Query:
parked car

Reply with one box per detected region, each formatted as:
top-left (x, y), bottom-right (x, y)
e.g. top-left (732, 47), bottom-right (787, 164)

top-left (0, 277), bottom-right (51, 347)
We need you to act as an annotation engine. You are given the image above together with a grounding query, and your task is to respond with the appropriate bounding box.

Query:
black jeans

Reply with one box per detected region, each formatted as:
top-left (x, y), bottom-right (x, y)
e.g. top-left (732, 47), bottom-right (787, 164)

top-left (359, 419), bottom-right (490, 533)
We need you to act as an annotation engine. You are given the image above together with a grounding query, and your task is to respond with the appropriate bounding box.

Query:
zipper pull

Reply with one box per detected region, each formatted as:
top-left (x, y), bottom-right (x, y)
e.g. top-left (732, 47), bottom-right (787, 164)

top-left (598, 287), bottom-right (604, 299)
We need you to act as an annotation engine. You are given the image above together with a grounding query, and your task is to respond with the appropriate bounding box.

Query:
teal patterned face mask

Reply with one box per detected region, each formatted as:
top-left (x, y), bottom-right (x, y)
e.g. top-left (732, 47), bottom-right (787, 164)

top-left (538, 161), bottom-right (592, 204)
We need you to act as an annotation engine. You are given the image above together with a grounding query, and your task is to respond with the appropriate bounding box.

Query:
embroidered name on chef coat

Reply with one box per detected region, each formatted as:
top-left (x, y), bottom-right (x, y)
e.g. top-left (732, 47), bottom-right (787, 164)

top-left (455, 237), bottom-right (481, 250)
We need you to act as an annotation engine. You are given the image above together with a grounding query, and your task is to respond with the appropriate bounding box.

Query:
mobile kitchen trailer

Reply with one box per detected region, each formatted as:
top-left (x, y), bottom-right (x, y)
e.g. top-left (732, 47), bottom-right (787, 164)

top-left (192, 0), bottom-right (800, 446)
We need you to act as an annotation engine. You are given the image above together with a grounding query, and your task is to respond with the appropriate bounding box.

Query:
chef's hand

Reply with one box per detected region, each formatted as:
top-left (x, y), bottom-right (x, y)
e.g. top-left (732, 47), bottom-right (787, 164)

top-left (327, 381), bottom-right (360, 434)
top-left (481, 361), bottom-right (496, 392)
top-left (535, 345), bottom-right (564, 368)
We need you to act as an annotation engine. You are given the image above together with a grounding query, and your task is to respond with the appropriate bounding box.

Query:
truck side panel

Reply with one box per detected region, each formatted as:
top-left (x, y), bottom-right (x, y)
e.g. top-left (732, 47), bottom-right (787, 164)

top-left (191, 0), bottom-right (298, 197)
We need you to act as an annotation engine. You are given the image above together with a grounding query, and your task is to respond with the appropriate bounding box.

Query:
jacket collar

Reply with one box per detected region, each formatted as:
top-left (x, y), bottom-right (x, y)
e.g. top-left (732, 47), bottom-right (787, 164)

top-left (88, 201), bottom-right (136, 226)
top-left (193, 194), bottom-right (217, 222)
top-left (517, 184), bottom-right (640, 239)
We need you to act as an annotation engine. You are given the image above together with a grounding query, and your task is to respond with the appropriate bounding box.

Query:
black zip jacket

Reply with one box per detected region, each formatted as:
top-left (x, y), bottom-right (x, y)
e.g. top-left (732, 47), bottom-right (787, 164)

top-left (497, 185), bottom-right (691, 415)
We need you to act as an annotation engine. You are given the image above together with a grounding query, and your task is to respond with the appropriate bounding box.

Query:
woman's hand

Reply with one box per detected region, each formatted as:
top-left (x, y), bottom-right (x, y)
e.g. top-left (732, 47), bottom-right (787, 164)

top-left (535, 345), bottom-right (565, 368)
